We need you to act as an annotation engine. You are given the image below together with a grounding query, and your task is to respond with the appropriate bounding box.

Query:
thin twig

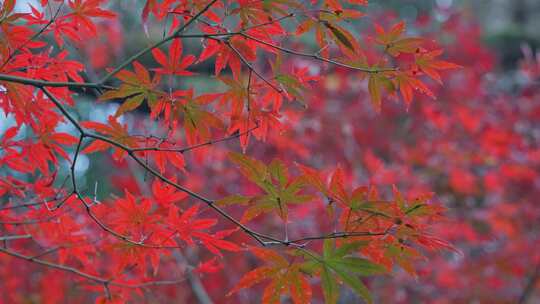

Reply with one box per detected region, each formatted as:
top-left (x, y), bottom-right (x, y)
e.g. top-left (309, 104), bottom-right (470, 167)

top-left (99, 0), bottom-right (219, 84)
top-left (240, 33), bottom-right (396, 73)
top-left (518, 262), bottom-right (540, 304)
top-left (225, 40), bottom-right (283, 93)
top-left (131, 125), bottom-right (258, 153)
top-left (0, 2), bottom-right (64, 69)
top-left (0, 234), bottom-right (32, 241)
top-left (0, 246), bottom-right (188, 288)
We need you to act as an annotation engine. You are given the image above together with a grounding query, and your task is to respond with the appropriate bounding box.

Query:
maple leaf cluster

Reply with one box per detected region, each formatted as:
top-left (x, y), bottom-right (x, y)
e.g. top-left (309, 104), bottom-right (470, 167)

top-left (0, 0), bottom-right (464, 303)
top-left (260, 10), bottom-right (540, 303)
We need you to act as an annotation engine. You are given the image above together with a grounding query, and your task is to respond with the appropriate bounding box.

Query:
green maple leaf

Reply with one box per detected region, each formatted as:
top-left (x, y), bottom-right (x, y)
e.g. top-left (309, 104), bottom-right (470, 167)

top-left (300, 239), bottom-right (386, 304)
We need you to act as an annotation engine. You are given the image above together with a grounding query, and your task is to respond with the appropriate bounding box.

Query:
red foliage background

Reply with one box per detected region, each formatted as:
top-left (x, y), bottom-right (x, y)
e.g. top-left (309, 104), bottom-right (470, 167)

top-left (0, 0), bottom-right (538, 303)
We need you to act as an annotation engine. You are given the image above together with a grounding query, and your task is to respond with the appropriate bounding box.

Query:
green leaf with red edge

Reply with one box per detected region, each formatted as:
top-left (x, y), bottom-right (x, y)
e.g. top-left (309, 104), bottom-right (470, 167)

top-left (368, 72), bottom-right (395, 111)
top-left (289, 269), bottom-right (312, 304)
top-left (374, 21), bottom-right (423, 57)
top-left (368, 74), bottom-right (382, 110)
top-left (215, 194), bottom-right (251, 206)
top-left (177, 90), bottom-right (224, 145)
top-left (228, 154), bottom-right (313, 221)
top-left (218, 76), bottom-right (248, 118)
top-left (321, 266), bottom-right (339, 304)
top-left (302, 239), bottom-right (386, 304)
top-left (386, 37), bottom-right (424, 57)
top-left (227, 266), bottom-right (276, 296)
top-left (228, 248), bottom-right (311, 304)
top-left (323, 22), bottom-right (362, 58)
top-left (385, 244), bottom-right (422, 276)
top-left (252, 247), bottom-right (289, 266)
top-left (100, 61), bottom-right (162, 117)
top-left (268, 158), bottom-right (289, 187)
top-left (297, 164), bottom-right (328, 195)
top-left (275, 74), bottom-right (305, 102)
top-left (183, 101), bottom-right (223, 144)
top-left (228, 152), bottom-right (268, 185)
top-left (325, 22), bottom-right (355, 51)
top-left (115, 94), bottom-right (145, 117)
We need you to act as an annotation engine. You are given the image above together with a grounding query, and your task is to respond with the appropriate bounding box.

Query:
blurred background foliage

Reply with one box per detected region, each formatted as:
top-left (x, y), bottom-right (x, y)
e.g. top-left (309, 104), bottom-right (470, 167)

top-left (4, 0), bottom-right (540, 303)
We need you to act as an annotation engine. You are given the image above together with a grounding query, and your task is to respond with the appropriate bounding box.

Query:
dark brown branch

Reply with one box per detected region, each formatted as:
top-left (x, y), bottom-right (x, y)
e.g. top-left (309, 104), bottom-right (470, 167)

top-left (130, 125), bottom-right (258, 153)
top-left (42, 85), bottom-right (389, 250)
top-left (288, 230), bottom-right (389, 244)
top-left (0, 1), bottom-right (64, 69)
top-left (0, 73), bottom-right (114, 90)
top-left (0, 234), bottom-right (32, 241)
top-left (99, 0), bottom-right (219, 84)
top-left (0, 196), bottom-right (65, 211)
top-left (0, 0), bottom-right (394, 251)
top-left (518, 263), bottom-right (540, 304)
top-left (0, 246), bottom-right (188, 288)
top-left (240, 33), bottom-right (396, 73)
top-left (224, 40), bottom-right (283, 93)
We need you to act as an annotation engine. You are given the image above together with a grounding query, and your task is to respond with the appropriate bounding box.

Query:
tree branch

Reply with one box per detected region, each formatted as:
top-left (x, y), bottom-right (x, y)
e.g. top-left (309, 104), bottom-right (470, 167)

top-left (518, 262), bottom-right (540, 304)
top-left (99, 0), bottom-right (219, 84)
top-left (0, 246), bottom-right (188, 288)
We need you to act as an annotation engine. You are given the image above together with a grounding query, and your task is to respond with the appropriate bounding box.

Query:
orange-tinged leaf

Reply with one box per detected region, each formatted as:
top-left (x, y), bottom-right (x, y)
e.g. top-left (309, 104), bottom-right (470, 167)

top-left (98, 86), bottom-right (139, 101)
top-left (415, 49), bottom-right (462, 84)
top-left (133, 61), bottom-right (151, 84)
top-left (374, 21), bottom-right (423, 56)
top-left (114, 94), bottom-right (144, 117)
top-left (289, 270), bottom-right (312, 304)
top-left (375, 21), bottom-right (405, 45)
top-left (395, 72), bottom-right (434, 106)
top-left (227, 266), bottom-right (276, 296)
top-left (330, 166), bottom-right (348, 204)
top-left (240, 203), bottom-right (271, 222)
top-left (368, 74), bottom-right (382, 110)
top-left (251, 247), bottom-right (288, 266)
top-left (229, 152), bottom-right (267, 184)
top-left (324, 23), bottom-right (360, 58)
top-left (229, 248), bottom-right (311, 304)
top-left (268, 158), bottom-right (288, 187)
top-left (386, 37), bottom-right (423, 57)
top-left (262, 278), bottom-right (286, 304)
top-left (326, 23), bottom-right (354, 51)
top-left (297, 164), bottom-right (327, 194)
top-left (216, 194), bottom-right (251, 206)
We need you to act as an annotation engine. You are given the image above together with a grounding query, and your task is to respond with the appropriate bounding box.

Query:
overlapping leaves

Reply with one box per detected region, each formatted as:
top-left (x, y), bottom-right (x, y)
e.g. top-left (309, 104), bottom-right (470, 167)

top-left (218, 153), bottom-right (313, 221)
top-left (228, 247), bottom-right (312, 304)
top-left (300, 239), bottom-right (386, 304)
top-left (99, 61), bottom-right (162, 117)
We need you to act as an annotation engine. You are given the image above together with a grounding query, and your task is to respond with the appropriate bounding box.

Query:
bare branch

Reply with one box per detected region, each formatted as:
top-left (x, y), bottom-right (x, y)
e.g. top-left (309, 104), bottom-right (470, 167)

top-left (99, 0), bottom-right (219, 84)
top-left (0, 246), bottom-right (188, 288)
top-left (0, 234), bottom-right (32, 241)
